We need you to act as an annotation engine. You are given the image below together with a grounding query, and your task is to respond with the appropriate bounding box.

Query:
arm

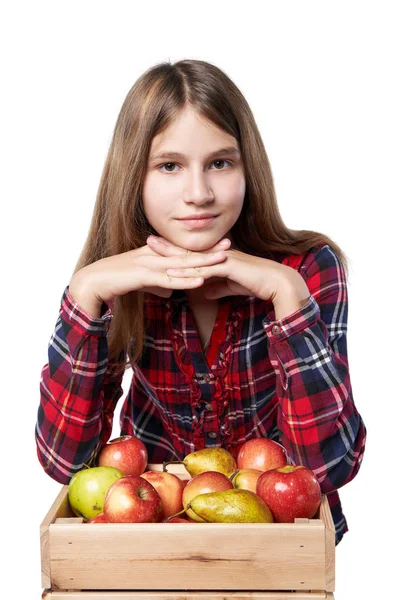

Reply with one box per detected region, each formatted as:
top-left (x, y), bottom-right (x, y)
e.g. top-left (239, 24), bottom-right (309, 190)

top-left (35, 286), bottom-right (125, 484)
top-left (263, 244), bottom-right (367, 494)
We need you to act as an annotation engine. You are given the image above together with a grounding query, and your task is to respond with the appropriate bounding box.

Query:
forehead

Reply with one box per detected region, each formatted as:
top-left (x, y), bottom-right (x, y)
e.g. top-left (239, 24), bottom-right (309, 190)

top-left (149, 107), bottom-right (240, 158)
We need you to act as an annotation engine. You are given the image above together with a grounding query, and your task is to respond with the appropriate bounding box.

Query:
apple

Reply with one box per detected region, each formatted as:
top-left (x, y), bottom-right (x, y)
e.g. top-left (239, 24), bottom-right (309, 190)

top-left (98, 435), bottom-right (148, 476)
top-left (230, 468), bottom-right (263, 493)
top-left (103, 475), bottom-right (163, 523)
top-left (68, 465), bottom-right (124, 521)
top-left (87, 512), bottom-right (108, 523)
top-left (237, 438), bottom-right (287, 472)
top-left (140, 471), bottom-right (183, 519)
top-left (182, 471), bottom-right (234, 522)
top-left (256, 465), bottom-right (322, 522)
top-left (164, 517), bottom-right (193, 523)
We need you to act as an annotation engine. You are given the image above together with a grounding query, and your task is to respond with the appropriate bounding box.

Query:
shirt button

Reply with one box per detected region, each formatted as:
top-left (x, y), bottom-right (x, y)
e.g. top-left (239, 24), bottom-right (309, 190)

top-left (208, 432), bottom-right (217, 439)
top-left (203, 375), bottom-right (211, 383)
top-left (205, 403), bottom-right (213, 411)
top-left (271, 325), bottom-right (281, 335)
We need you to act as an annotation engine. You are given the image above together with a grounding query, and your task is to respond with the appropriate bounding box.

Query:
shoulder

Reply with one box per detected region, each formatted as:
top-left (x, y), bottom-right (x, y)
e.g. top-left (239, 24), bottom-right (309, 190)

top-left (281, 243), bottom-right (345, 280)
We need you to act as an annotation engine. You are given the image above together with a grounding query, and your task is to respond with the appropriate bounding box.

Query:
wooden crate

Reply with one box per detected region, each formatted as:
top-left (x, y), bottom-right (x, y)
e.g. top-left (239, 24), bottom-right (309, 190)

top-left (40, 463), bottom-right (335, 600)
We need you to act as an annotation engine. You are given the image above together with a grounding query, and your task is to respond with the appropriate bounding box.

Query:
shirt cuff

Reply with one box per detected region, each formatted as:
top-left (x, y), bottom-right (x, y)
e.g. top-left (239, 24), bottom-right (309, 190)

top-left (262, 294), bottom-right (320, 343)
top-left (60, 285), bottom-right (114, 336)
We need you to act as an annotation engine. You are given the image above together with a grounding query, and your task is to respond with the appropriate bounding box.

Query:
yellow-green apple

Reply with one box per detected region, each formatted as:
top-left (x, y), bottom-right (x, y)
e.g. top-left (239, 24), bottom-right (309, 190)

top-left (182, 471), bottom-right (234, 522)
top-left (256, 465), bottom-right (322, 522)
top-left (103, 475), bottom-right (163, 523)
top-left (68, 465), bottom-right (124, 521)
top-left (140, 471), bottom-right (183, 519)
top-left (237, 438), bottom-right (287, 472)
top-left (98, 435), bottom-right (148, 476)
top-left (230, 468), bottom-right (263, 493)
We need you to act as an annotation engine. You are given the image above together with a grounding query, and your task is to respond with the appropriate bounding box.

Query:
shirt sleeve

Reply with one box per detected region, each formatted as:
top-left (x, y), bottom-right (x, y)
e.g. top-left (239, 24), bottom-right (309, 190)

top-left (262, 244), bottom-right (367, 495)
top-left (35, 286), bottom-right (125, 484)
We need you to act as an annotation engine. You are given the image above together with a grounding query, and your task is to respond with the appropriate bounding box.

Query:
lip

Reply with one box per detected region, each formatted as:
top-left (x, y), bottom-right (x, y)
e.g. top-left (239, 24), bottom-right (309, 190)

top-left (178, 216), bottom-right (218, 229)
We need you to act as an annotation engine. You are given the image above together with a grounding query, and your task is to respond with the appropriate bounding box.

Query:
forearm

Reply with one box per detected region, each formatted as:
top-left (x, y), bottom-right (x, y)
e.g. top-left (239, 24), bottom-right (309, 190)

top-left (35, 286), bottom-right (122, 483)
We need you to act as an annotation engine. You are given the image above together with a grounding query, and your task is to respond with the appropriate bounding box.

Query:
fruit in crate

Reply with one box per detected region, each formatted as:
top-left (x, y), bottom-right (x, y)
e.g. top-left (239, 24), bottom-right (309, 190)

top-left (165, 447), bottom-right (237, 478)
top-left (103, 475), bottom-right (163, 523)
top-left (140, 471), bottom-right (184, 519)
top-left (87, 512), bottom-right (108, 523)
top-left (68, 466), bottom-right (124, 521)
top-left (98, 435), bottom-right (148, 476)
top-left (230, 468), bottom-right (263, 493)
top-left (256, 465), bottom-right (322, 522)
top-left (188, 489), bottom-right (274, 523)
top-left (182, 471), bottom-right (234, 522)
top-left (237, 438), bottom-right (287, 472)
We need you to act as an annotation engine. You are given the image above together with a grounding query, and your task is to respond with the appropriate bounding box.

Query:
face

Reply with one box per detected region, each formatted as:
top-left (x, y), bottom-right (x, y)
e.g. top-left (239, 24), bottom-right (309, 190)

top-left (142, 106), bottom-right (246, 252)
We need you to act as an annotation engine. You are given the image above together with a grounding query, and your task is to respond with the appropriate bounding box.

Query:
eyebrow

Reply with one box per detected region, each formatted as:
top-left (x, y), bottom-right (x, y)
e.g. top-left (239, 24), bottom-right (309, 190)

top-left (149, 146), bottom-right (241, 163)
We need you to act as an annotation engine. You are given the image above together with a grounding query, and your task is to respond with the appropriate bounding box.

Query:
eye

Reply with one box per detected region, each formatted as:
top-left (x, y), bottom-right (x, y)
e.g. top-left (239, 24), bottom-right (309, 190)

top-left (211, 159), bottom-right (233, 170)
top-left (158, 159), bottom-right (233, 173)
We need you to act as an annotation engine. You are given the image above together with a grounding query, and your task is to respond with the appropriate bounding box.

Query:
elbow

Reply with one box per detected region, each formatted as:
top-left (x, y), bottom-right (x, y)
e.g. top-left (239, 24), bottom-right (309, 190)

top-left (319, 417), bottom-right (367, 494)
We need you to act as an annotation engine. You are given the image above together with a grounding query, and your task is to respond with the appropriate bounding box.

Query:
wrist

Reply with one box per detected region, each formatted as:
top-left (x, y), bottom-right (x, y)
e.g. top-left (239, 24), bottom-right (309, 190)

top-left (69, 273), bottom-right (103, 319)
top-left (271, 269), bottom-right (310, 321)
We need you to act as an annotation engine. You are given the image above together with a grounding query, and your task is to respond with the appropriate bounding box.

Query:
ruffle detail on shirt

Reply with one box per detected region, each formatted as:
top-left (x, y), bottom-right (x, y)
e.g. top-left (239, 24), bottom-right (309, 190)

top-left (164, 296), bottom-right (243, 448)
top-left (164, 299), bottom-right (203, 441)
top-left (209, 300), bottom-right (243, 447)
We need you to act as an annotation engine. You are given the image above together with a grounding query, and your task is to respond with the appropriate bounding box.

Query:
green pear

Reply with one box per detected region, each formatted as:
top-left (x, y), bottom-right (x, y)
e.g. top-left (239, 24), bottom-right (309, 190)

top-left (189, 489), bottom-right (274, 523)
top-left (183, 448), bottom-right (237, 478)
top-left (68, 465), bottom-right (124, 521)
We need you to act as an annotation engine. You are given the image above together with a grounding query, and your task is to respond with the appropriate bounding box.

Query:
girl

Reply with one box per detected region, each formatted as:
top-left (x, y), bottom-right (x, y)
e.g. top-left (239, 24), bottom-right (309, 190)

top-left (35, 59), bottom-right (366, 545)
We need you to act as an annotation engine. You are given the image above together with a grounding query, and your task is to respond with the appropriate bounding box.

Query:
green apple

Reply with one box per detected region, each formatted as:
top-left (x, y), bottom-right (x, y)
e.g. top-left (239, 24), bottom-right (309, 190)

top-left (68, 466), bottom-right (124, 520)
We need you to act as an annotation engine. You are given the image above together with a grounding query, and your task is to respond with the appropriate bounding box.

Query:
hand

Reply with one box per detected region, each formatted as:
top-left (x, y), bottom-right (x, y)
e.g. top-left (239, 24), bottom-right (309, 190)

top-left (149, 237), bottom-right (310, 310)
top-left (70, 236), bottom-right (232, 308)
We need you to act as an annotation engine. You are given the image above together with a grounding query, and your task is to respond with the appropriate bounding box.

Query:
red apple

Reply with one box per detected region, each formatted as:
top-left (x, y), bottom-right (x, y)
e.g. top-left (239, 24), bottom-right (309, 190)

top-left (237, 438), bottom-right (287, 472)
top-left (230, 468), bottom-right (263, 493)
top-left (98, 435), bottom-right (148, 476)
top-left (256, 465), bottom-right (322, 523)
top-left (140, 471), bottom-right (183, 519)
top-left (103, 475), bottom-right (163, 523)
top-left (182, 471), bottom-right (234, 522)
top-left (87, 512), bottom-right (108, 523)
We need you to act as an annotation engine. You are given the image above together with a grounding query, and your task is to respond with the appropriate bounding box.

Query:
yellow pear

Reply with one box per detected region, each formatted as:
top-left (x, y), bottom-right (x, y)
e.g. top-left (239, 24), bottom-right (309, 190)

top-left (183, 448), bottom-right (237, 478)
top-left (189, 489), bottom-right (274, 523)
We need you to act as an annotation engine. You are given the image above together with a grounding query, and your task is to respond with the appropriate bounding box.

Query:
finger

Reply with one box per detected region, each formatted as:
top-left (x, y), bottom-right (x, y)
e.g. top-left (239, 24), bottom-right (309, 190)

top-left (147, 235), bottom-right (231, 255)
top-left (169, 250), bottom-right (228, 270)
top-left (165, 262), bottom-right (226, 279)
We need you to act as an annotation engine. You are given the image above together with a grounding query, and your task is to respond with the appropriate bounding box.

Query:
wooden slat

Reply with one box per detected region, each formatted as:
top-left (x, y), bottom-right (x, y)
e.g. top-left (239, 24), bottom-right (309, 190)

top-left (49, 521), bottom-right (325, 590)
top-left (319, 496), bottom-right (335, 592)
top-left (42, 591), bottom-right (335, 599)
top-left (40, 485), bottom-right (71, 589)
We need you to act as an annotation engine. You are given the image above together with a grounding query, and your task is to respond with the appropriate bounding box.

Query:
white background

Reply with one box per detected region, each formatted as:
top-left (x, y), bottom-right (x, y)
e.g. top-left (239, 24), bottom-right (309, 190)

top-left (1, 1), bottom-right (398, 598)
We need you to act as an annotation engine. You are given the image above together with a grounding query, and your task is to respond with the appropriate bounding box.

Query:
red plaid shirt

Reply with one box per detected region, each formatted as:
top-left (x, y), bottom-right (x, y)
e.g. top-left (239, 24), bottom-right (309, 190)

top-left (35, 243), bottom-right (366, 545)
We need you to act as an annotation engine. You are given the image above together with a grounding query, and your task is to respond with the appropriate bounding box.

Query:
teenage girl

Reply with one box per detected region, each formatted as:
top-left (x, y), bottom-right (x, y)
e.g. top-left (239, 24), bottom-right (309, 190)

top-left (35, 59), bottom-right (366, 545)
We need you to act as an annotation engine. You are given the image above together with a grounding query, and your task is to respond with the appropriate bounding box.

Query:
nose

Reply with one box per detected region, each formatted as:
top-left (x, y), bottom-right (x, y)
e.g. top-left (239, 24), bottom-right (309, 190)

top-left (183, 169), bottom-right (214, 205)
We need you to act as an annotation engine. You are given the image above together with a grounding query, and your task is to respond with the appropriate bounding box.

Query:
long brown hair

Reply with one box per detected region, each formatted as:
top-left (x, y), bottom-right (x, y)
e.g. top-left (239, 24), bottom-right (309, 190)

top-left (72, 59), bottom-right (349, 377)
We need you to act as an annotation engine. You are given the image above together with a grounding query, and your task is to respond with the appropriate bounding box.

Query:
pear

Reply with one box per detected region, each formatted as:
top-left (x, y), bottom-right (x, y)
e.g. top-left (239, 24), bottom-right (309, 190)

top-left (182, 448), bottom-right (237, 478)
top-left (188, 489), bottom-right (274, 523)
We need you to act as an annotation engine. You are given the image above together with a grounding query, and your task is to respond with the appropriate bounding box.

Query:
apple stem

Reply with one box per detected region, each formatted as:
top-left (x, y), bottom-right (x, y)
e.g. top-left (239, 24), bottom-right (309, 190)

top-left (163, 460), bottom-right (183, 472)
top-left (82, 463), bottom-right (91, 469)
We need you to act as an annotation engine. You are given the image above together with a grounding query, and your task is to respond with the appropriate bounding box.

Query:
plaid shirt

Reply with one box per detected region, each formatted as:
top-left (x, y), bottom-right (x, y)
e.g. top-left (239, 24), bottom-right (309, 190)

top-left (36, 242), bottom-right (366, 545)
